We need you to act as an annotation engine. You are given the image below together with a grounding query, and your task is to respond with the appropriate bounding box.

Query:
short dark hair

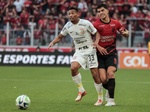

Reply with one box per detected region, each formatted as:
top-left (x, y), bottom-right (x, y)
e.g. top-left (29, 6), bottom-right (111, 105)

top-left (96, 4), bottom-right (108, 10)
top-left (68, 7), bottom-right (79, 12)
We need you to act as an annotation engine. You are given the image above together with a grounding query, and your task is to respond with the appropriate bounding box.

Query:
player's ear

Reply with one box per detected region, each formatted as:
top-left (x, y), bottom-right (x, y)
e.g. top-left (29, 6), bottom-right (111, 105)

top-left (106, 9), bottom-right (109, 14)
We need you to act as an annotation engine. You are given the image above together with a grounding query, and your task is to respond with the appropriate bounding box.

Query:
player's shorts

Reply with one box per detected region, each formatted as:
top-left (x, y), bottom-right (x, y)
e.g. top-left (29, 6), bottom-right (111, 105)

top-left (71, 46), bottom-right (98, 70)
top-left (97, 54), bottom-right (118, 70)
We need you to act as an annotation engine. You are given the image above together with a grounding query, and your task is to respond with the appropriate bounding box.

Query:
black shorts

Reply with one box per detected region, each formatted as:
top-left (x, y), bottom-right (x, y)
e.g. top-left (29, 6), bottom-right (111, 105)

top-left (97, 54), bottom-right (118, 70)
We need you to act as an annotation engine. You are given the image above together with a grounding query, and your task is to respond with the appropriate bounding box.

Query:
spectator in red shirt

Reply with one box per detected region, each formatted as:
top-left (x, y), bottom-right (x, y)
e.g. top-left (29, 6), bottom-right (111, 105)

top-left (16, 35), bottom-right (23, 45)
top-left (38, 16), bottom-right (49, 31)
top-left (127, 0), bottom-right (137, 5)
top-left (139, 20), bottom-right (150, 45)
top-left (14, 22), bottom-right (24, 37)
top-left (107, 1), bottom-right (116, 17)
top-left (47, 0), bottom-right (58, 9)
top-left (115, 0), bottom-right (124, 15)
top-left (1, 33), bottom-right (6, 45)
top-left (48, 14), bottom-right (57, 41)
top-left (20, 9), bottom-right (30, 29)
top-left (0, 0), bottom-right (7, 14)
top-left (59, 1), bottom-right (69, 15)
top-left (3, 13), bottom-right (11, 27)
top-left (0, 0), bottom-right (7, 9)
top-left (5, 0), bottom-right (16, 16)
top-left (10, 13), bottom-right (20, 29)
top-left (57, 13), bottom-right (65, 29)
top-left (145, 11), bottom-right (150, 19)
top-left (23, 0), bottom-right (32, 14)
top-left (85, 12), bottom-right (97, 23)
top-left (23, 31), bottom-right (30, 45)
top-left (34, 27), bottom-right (42, 45)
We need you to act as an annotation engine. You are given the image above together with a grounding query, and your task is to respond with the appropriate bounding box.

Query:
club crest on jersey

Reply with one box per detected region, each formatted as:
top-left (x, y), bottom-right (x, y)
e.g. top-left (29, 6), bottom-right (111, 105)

top-left (112, 27), bottom-right (115, 33)
top-left (80, 28), bottom-right (85, 34)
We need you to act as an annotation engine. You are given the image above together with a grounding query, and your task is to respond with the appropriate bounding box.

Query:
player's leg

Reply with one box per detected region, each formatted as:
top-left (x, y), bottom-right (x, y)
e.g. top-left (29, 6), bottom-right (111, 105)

top-left (88, 51), bottom-right (103, 106)
top-left (71, 61), bottom-right (87, 102)
top-left (99, 68), bottom-right (109, 101)
top-left (71, 51), bottom-right (88, 102)
top-left (97, 55), bottom-right (109, 102)
top-left (99, 68), bottom-right (107, 87)
top-left (90, 68), bottom-right (103, 106)
top-left (105, 66), bottom-right (116, 106)
top-left (104, 55), bottom-right (117, 106)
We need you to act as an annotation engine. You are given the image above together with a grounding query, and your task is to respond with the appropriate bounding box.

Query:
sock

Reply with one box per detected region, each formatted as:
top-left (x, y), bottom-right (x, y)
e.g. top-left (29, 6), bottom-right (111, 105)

top-left (103, 82), bottom-right (108, 89)
top-left (72, 73), bottom-right (85, 92)
top-left (107, 78), bottom-right (115, 98)
top-left (94, 83), bottom-right (103, 101)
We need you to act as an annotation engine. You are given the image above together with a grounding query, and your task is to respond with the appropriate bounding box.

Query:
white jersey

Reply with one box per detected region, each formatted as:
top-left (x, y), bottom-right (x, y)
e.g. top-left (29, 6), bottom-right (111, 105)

top-left (60, 19), bottom-right (97, 49)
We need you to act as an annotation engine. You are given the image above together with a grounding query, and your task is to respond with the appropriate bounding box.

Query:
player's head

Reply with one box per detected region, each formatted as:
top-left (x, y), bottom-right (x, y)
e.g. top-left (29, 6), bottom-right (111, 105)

top-left (96, 4), bottom-right (109, 20)
top-left (67, 7), bottom-right (79, 23)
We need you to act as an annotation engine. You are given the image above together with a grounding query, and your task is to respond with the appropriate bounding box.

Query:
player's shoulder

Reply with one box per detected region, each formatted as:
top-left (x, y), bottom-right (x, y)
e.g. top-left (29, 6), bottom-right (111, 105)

top-left (111, 18), bottom-right (120, 24)
top-left (79, 19), bottom-right (91, 24)
top-left (93, 18), bottom-right (102, 25)
top-left (64, 21), bottom-right (73, 28)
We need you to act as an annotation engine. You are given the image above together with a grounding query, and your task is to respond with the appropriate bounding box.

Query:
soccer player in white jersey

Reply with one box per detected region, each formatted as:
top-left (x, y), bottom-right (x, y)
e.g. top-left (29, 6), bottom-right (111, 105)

top-left (48, 7), bottom-right (105, 106)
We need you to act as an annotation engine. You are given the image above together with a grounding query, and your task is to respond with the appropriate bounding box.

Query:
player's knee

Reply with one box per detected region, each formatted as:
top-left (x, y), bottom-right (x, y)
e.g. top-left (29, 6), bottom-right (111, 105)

top-left (92, 75), bottom-right (101, 84)
top-left (91, 70), bottom-right (97, 76)
top-left (107, 71), bottom-right (115, 78)
top-left (101, 78), bottom-right (107, 84)
top-left (107, 67), bottom-right (116, 78)
top-left (91, 70), bottom-right (101, 83)
top-left (71, 66), bottom-right (78, 74)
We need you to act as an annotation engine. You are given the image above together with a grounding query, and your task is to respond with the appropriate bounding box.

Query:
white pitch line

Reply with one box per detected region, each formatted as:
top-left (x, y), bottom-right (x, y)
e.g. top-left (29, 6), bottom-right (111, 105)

top-left (0, 79), bottom-right (150, 84)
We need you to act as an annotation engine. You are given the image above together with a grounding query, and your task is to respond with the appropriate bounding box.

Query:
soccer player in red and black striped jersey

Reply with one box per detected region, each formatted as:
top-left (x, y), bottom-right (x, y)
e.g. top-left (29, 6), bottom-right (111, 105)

top-left (93, 4), bottom-right (129, 106)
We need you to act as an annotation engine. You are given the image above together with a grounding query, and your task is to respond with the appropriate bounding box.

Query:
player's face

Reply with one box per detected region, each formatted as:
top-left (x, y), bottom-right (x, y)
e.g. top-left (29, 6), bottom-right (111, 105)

top-left (67, 9), bottom-right (79, 23)
top-left (97, 7), bottom-right (109, 20)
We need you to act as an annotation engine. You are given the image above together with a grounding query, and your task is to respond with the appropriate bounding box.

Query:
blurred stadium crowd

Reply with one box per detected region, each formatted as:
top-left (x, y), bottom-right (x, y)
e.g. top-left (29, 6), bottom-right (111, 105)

top-left (0, 0), bottom-right (150, 47)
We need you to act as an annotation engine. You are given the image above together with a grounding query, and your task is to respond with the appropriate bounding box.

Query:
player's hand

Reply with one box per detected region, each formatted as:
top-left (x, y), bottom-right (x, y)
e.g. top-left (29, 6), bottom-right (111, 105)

top-left (93, 42), bottom-right (98, 48)
top-left (48, 42), bottom-right (54, 51)
top-left (122, 29), bottom-right (129, 37)
top-left (119, 27), bottom-right (129, 38)
top-left (97, 45), bottom-right (108, 55)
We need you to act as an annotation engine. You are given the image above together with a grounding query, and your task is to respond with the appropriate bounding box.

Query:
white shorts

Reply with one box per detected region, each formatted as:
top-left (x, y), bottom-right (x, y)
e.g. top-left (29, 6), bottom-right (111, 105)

top-left (71, 46), bottom-right (98, 70)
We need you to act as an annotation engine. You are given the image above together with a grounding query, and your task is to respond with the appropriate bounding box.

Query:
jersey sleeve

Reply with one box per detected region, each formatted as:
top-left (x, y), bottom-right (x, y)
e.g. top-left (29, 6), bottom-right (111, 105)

top-left (116, 20), bottom-right (123, 31)
top-left (86, 20), bottom-right (97, 35)
top-left (60, 24), bottom-right (68, 36)
top-left (93, 22), bottom-right (97, 29)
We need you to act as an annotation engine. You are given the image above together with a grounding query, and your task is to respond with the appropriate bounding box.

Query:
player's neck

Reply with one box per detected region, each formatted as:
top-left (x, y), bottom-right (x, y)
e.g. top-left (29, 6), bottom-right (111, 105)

top-left (101, 17), bottom-right (110, 23)
top-left (72, 18), bottom-right (80, 24)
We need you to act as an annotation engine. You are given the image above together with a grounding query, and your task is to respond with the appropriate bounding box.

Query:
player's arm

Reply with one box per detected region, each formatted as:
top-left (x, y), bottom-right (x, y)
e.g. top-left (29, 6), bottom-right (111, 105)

top-left (93, 32), bottom-right (108, 55)
top-left (48, 34), bottom-right (64, 50)
top-left (48, 23), bottom-right (68, 50)
top-left (115, 19), bottom-right (129, 38)
top-left (93, 31), bottom-right (100, 47)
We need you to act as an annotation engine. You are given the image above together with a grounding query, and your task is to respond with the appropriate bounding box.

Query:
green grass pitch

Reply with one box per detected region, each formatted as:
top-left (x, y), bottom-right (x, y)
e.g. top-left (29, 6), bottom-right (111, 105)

top-left (0, 66), bottom-right (150, 112)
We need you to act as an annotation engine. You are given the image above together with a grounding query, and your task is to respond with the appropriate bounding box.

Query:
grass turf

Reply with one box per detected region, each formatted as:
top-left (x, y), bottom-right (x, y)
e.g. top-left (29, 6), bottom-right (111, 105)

top-left (0, 66), bottom-right (150, 112)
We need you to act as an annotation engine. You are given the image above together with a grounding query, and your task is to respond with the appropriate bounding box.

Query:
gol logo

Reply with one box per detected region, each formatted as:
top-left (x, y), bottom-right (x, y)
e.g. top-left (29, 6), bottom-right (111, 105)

top-left (120, 53), bottom-right (150, 69)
